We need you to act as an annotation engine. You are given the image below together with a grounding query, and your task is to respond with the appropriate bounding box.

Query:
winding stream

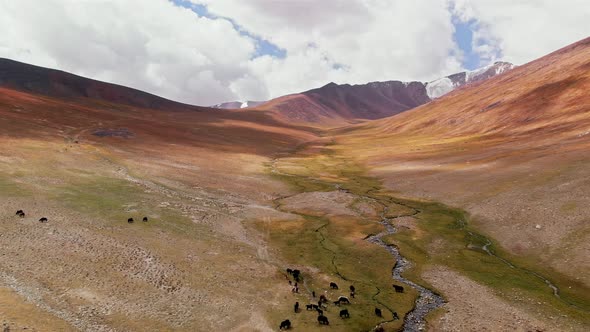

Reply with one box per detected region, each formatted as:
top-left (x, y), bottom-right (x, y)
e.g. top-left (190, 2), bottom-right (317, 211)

top-left (270, 156), bottom-right (446, 330)
top-left (365, 206), bottom-right (445, 331)
top-left (269, 149), bottom-right (583, 331)
top-left (464, 228), bottom-right (576, 308)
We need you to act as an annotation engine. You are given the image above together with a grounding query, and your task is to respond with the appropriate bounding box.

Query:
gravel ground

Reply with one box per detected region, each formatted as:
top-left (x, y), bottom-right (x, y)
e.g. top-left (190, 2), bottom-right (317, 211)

top-left (422, 266), bottom-right (584, 332)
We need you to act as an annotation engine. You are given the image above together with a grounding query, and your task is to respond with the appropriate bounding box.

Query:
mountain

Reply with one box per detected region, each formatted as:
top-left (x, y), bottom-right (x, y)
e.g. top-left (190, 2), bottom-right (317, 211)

top-left (425, 61), bottom-right (515, 98)
top-left (257, 80), bottom-right (431, 126)
top-left (0, 56), bottom-right (513, 126)
top-left (211, 100), bottom-right (266, 109)
top-left (335, 36), bottom-right (590, 316)
top-left (0, 58), bottom-right (318, 154)
top-left (256, 62), bottom-right (514, 126)
top-left (0, 58), bottom-right (201, 111)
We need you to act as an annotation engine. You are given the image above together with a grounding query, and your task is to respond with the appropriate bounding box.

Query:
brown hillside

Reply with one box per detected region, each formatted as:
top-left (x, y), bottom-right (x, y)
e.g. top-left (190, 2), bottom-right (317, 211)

top-left (336, 36), bottom-right (590, 294)
top-left (257, 81), bottom-right (430, 127)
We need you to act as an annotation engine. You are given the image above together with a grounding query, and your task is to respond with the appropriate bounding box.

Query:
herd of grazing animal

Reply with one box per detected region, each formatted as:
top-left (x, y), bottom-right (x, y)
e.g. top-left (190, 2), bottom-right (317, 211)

top-left (15, 210), bottom-right (48, 223)
top-left (15, 209), bottom-right (150, 225)
top-left (280, 267), bottom-right (403, 330)
top-left (127, 216), bottom-right (149, 223)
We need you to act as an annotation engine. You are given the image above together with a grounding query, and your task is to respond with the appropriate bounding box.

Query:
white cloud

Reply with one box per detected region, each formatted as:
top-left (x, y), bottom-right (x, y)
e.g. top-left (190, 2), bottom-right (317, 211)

top-left (0, 0), bottom-right (257, 105)
top-left (195, 0), bottom-right (462, 98)
top-left (0, 0), bottom-right (587, 105)
top-left (451, 0), bottom-right (590, 65)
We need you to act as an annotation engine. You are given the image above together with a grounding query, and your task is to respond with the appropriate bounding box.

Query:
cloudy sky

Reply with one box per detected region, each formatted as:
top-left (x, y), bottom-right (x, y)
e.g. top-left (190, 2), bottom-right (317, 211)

top-left (0, 0), bottom-right (588, 106)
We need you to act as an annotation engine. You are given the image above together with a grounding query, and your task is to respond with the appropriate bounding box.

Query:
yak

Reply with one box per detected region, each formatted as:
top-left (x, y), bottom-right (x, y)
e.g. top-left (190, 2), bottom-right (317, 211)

top-left (340, 309), bottom-right (350, 318)
top-left (279, 319), bottom-right (291, 330)
top-left (317, 315), bottom-right (329, 325)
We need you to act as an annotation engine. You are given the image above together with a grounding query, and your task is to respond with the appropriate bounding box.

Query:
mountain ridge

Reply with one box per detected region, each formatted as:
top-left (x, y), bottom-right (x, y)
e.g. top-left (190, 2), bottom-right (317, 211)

top-left (0, 58), bottom-right (204, 112)
top-left (253, 61), bottom-right (515, 126)
top-left (0, 57), bottom-right (514, 128)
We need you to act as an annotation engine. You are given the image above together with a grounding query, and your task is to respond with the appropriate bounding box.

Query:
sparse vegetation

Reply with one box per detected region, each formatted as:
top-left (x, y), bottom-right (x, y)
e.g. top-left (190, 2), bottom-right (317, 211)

top-left (263, 138), bottom-right (590, 330)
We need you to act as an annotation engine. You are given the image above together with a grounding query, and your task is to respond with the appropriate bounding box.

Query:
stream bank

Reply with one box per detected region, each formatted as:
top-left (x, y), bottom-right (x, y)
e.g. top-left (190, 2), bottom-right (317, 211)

top-left (262, 140), bottom-right (589, 331)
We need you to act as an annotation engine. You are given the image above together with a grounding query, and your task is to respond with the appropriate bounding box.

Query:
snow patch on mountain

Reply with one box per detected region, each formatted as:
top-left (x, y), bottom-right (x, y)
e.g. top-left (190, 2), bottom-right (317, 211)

top-left (427, 62), bottom-right (516, 99)
top-left (494, 62), bottom-right (514, 75)
top-left (466, 62), bottom-right (515, 82)
top-left (465, 67), bottom-right (488, 82)
top-left (211, 100), bottom-right (266, 109)
top-left (212, 62), bottom-right (515, 109)
top-left (426, 77), bottom-right (456, 99)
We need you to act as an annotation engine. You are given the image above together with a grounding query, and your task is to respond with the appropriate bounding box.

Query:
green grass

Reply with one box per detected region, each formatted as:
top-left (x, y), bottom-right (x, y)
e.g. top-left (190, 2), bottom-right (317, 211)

top-left (560, 201), bottom-right (578, 213)
top-left (256, 213), bottom-right (411, 331)
top-left (49, 175), bottom-right (199, 237)
top-left (381, 199), bottom-right (590, 324)
top-left (0, 173), bottom-right (30, 196)
top-left (262, 151), bottom-right (433, 331)
top-left (264, 141), bottom-right (590, 330)
top-left (56, 176), bottom-right (138, 217)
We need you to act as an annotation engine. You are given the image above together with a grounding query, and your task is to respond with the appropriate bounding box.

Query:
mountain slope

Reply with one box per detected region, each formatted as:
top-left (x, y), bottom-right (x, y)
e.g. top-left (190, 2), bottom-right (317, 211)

top-left (0, 58), bottom-right (201, 111)
top-left (335, 36), bottom-right (590, 306)
top-left (0, 64), bottom-right (319, 330)
top-left (257, 80), bottom-right (430, 126)
top-left (257, 62), bottom-right (514, 127)
top-left (366, 49), bottom-right (586, 137)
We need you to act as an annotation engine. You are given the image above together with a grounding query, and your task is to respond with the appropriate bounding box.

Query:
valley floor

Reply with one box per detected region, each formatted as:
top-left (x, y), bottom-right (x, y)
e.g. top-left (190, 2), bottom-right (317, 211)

top-left (0, 128), bottom-right (589, 331)
top-left (263, 138), bottom-right (590, 332)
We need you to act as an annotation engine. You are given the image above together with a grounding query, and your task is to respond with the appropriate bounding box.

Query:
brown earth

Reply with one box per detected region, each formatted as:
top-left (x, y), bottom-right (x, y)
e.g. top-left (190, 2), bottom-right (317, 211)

top-left (336, 36), bottom-right (590, 290)
top-left (0, 86), bottom-right (318, 331)
top-left (424, 266), bottom-right (561, 332)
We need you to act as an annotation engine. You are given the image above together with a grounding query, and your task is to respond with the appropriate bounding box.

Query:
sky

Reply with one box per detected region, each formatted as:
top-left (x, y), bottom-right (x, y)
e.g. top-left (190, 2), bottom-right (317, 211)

top-left (0, 0), bottom-right (588, 106)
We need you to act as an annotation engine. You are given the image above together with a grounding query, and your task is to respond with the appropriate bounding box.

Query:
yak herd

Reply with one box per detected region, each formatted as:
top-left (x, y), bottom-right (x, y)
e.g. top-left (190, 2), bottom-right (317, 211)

top-left (280, 267), bottom-right (403, 330)
top-left (15, 210), bottom-right (48, 223)
top-left (15, 209), bottom-right (149, 225)
top-left (13, 210), bottom-right (403, 330)
top-left (127, 216), bottom-right (149, 223)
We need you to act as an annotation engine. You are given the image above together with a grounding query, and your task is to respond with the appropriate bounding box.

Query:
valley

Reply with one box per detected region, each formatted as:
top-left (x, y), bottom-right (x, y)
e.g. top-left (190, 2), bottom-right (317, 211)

top-left (259, 136), bottom-right (589, 331)
top-left (0, 33), bottom-right (589, 332)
